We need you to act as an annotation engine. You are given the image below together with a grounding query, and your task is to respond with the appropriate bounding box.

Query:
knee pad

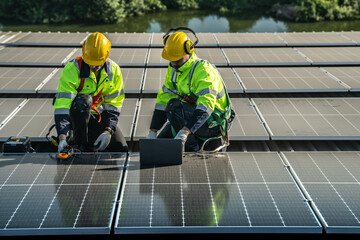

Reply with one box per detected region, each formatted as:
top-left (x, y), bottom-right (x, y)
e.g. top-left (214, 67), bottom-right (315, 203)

top-left (165, 98), bottom-right (182, 114)
top-left (71, 93), bottom-right (92, 114)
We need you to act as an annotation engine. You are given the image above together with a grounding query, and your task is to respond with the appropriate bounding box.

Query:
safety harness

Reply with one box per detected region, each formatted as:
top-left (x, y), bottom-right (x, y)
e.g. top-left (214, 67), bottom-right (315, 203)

top-left (75, 56), bottom-right (107, 123)
top-left (170, 58), bottom-right (233, 152)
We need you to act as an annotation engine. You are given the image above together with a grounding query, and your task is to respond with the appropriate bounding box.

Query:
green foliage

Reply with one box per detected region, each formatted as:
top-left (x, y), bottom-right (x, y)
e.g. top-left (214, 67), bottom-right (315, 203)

top-left (161, 0), bottom-right (198, 9)
top-left (1, 0), bottom-right (360, 24)
top-left (294, 0), bottom-right (360, 21)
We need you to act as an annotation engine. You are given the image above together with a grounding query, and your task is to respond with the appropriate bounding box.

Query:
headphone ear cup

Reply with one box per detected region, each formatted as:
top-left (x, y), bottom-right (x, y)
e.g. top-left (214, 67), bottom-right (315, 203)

top-left (163, 34), bottom-right (170, 45)
top-left (184, 40), bottom-right (194, 54)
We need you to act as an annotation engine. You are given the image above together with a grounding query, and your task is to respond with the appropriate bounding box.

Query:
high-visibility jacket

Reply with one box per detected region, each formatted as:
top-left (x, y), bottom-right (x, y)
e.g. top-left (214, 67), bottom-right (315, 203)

top-left (53, 57), bottom-right (125, 134)
top-left (155, 53), bottom-right (231, 130)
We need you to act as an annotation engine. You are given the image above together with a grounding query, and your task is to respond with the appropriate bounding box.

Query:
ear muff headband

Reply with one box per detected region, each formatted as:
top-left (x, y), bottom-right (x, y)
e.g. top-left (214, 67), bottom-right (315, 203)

top-left (162, 27), bottom-right (199, 54)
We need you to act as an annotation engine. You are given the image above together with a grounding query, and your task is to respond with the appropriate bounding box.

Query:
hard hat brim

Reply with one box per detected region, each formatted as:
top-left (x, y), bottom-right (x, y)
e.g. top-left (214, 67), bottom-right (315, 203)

top-left (161, 48), bottom-right (183, 62)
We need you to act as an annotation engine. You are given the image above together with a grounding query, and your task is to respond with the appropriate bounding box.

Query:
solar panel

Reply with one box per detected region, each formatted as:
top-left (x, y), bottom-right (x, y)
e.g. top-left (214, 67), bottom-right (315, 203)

top-left (121, 68), bottom-right (144, 94)
top-left (339, 31), bottom-right (360, 45)
top-left (0, 99), bottom-right (56, 141)
top-left (282, 151), bottom-right (360, 233)
top-left (322, 67), bottom-right (360, 92)
top-left (253, 98), bottom-right (360, 140)
top-left (233, 67), bottom-right (348, 93)
top-left (277, 32), bottom-right (355, 46)
top-left (110, 48), bottom-right (148, 67)
top-left (105, 33), bottom-right (151, 47)
top-left (223, 48), bottom-right (310, 67)
top-left (194, 48), bottom-right (228, 66)
top-left (36, 68), bottom-right (62, 94)
top-left (0, 32), bottom-right (28, 44)
top-left (0, 67), bottom-right (57, 94)
top-left (115, 152), bottom-right (321, 234)
top-left (0, 152), bottom-right (125, 236)
top-left (0, 99), bottom-right (137, 142)
top-left (118, 99), bottom-right (138, 141)
top-left (0, 99), bottom-right (26, 126)
top-left (215, 33), bottom-right (285, 46)
top-left (0, 47), bottom-right (75, 67)
top-left (13, 32), bottom-right (88, 45)
top-left (150, 33), bottom-right (164, 47)
top-left (229, 98), bottom-right (269, 140)
top-left (142, 68), bottom-right (167, 94)
top-left (146, 48), bottom-right (168, 67)
top-left (132, 99), bottom-right (154, 140)
top-left (296, 47), bottom-right (360, 65)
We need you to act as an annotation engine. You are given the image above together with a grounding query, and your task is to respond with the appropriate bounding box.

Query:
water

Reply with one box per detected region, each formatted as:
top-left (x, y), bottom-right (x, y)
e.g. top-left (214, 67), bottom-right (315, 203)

top-left (1, 9), bottom-right (360, 33)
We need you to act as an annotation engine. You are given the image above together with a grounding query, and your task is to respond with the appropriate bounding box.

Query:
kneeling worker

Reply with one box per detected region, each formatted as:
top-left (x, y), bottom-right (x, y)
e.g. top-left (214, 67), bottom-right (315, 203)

top-left (146, 27), bottom-right (235, 152)
top-left (54, 32), bottom-right (128, 153)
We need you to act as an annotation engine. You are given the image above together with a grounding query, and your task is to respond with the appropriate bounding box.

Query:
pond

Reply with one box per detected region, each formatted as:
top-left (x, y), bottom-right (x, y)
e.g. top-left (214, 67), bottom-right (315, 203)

top-left (1, 9), bottom-right (360, 33)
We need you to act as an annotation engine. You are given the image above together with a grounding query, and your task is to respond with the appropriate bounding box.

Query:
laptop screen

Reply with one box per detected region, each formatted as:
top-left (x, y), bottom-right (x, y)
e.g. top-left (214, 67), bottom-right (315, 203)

top-left (139, 139), bottom-right (183, 166)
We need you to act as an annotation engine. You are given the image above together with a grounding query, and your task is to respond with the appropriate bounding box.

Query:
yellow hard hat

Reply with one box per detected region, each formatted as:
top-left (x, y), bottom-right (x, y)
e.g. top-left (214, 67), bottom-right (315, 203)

top-left (82, 32), bottom-right (111, 66)
top-left (162, 31), bottom-right (194, 62)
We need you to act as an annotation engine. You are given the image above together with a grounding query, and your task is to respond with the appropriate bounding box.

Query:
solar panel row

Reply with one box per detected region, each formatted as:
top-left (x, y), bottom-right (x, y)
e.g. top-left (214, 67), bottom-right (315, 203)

top-left (2, 151), bottom-right (360, 235)
top-left (5, 31), bottom-right (360, 46)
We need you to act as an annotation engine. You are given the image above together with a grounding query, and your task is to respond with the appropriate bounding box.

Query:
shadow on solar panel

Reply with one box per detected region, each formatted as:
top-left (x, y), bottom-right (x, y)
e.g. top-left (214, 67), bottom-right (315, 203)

top-left (115, 152), bottom-right (321, 234)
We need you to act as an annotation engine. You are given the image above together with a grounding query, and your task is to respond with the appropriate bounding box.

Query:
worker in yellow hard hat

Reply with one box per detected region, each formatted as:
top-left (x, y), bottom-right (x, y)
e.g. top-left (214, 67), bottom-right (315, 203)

top-left (146, 27), bottom-right (235, 152)
top-left (53, 32), bottom-right (128, 153)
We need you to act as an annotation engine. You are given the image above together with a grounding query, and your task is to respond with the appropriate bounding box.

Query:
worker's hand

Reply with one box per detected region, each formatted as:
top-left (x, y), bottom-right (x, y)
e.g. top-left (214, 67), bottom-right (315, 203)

top-left (175, 128), bottom-right (191, 150)
top-left (58, 140), bottom-right (68, 153)
top-left (94, 131), bottom-right (112, 151)
top-left (146, 129), bottom-right (157, 139)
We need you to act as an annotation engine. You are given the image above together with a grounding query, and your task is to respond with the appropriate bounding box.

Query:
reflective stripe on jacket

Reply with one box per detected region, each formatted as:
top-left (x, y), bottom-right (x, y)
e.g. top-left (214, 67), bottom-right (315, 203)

top-left (54, 57), bottom-right (125, 116)
top-left (156, 53), bottom-right (230, 123)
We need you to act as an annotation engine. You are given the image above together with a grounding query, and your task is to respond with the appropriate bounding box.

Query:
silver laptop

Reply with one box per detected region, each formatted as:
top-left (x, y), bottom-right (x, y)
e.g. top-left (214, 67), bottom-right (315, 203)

top-left (139, 139), bottom-right (183, 166)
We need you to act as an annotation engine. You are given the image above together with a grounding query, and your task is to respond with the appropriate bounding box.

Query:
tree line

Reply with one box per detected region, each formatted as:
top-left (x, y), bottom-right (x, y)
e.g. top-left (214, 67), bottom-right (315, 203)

top-left (0, 0), bottom-right (359, 24)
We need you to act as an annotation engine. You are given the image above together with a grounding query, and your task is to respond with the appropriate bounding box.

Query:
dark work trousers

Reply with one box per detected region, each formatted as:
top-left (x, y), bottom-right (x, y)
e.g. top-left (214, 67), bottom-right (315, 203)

top-left (69, 94), bottom-right (128, 152)
top-left (157, 98), bottom-right (222, 152)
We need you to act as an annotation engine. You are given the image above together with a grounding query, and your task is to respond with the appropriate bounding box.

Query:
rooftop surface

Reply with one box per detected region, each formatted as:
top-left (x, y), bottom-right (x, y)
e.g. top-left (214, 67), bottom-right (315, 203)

top-left (1, 31), bottom-right (360, 239)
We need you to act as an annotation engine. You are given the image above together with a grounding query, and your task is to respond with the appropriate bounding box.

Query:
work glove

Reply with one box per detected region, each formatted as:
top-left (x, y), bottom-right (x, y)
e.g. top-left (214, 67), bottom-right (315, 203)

top-left (58, 140), bottom-right (68, 153)
top-left (146, 130), bottom-right (157, 139)
top-left (175, 128), bottom-right (190, 151)
top-left (94, 131), bottom-right (111, 151)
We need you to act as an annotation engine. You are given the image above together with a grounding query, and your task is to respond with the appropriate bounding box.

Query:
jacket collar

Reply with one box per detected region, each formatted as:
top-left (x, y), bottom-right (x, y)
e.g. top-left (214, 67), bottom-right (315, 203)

top-left (80, 60), bottom-right (106, 79)
top-left (172, 53), bottom-right (198, 73)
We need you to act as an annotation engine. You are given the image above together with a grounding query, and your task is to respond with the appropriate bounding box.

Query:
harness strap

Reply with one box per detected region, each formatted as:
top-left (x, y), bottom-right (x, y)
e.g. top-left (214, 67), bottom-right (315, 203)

top-left (75, 56), bottom-right (104, 123)
top-left (76, 56), bottom-right (85, 92)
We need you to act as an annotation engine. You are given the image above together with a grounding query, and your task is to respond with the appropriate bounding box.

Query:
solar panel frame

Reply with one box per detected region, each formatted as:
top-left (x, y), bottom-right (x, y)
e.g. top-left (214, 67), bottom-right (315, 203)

top-left (11, 32), bottom-right (89, 46)
top-left (0, 67), bottom-right (57, 94)
top-left (296, 47), bottom-right (360, 65)
top-left (233, 67), bottom-right (348, 93)
top-left (253, 98), bottom-right (360, 140)
top-left (277, 32), bottom-right (356, 46)
top-left (215, 33), bottom-right (286, 47)
top-left (115, 152), bottom-right (321, 234)
top-left (322, 67), bottom-right (360, 92)
top-left (281, 151), bottom-right (360, 233)
top-left (339, 31), bottom-right (360, 45)
top-left (105, 33), bottom-right (151, 47)
top-left (0, 152), bottom-right (126, 236)
top-left (223, 48), bottom-right (311, 67)
top-left (229, 98), bottom-right (269, 140)
top-left (0, 47), bottom-right (76, 66)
